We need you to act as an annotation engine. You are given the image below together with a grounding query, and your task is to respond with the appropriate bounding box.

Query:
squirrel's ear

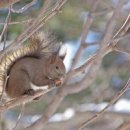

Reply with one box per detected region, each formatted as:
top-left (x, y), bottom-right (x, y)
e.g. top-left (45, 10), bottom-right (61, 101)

top-left (49, 55), bottom-right (57, 64)
top-left (58, 44), bottom-right (67, 61)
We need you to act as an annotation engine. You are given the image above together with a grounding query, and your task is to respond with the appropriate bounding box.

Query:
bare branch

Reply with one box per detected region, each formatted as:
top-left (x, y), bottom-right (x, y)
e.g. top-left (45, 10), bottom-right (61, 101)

top-left (64, 0), bottom-right (123, 94)
top-left (11, 0), bottom-right (37, 13)
top-left (68, 11), bottom-right (130, 78)
top-left (70, 0), bottom-right (99, 70)
top-left (109, 12), bottom-right (130, 47)
top-left (116, 120), bottom-right (130, 130)
top-left (77, 78), bottom-right (130, 130)
top-left (25, 89), bottom-right (64, 130)
top-left (0, 7), bottom-right (11, 42)
top-left (0, 0), bottom-right (22, 7)
top-left (1, 1), bottom-right (130, 130)
top-left (26, 1), bottom-right (130, 130)
top-left (13, 103), bottom-right (25, 130)
top-left (0, 0), bottom-right (68, 59)
top-left (0, 87), bottom-right (55, 112)
top-left (91, 6), bottom-right (113, 16)
top-left (113, 45), bottom-right (130, 55)
top-left (0, 19), bottom-right (32, 25)
top-left (0, 7), bottom-right (11, 102)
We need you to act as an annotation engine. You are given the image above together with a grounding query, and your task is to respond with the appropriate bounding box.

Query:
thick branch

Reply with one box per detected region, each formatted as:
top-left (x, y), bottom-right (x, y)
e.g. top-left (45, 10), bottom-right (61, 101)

top-left (0, 88), bottom-right (54, 112)
top-left (26, 1), bottom-right (130, 130)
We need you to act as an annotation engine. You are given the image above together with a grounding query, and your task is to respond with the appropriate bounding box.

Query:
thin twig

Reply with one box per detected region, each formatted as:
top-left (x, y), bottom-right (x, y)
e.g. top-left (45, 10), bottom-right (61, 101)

top-left (0, 7), bottom-right (11, 42)
top-left (26, 1), bottom-right (128, 130)
top-left (0, 1), bottom-right (130, 130)
top-left (92, 6), bottom-right (113, 16)
top-left (70, 0), bottom-right (99, 70)
top-left (25, 88), bottom-right (64, 130)
top-left (64, 0), bottom-right (123, 94)
top-left (77, 78), bottom-right (130, 130)
top-left (13, 103), bottom-right (25, 130)
top-left (0, 87), bottom-right (55, 113)
top-left (68, 12), bottom-right (130, 78)
top-left (0, 7), bottom-right (11, 102)
top-left (109, 12), bottom-right (130, 47)
top-left (11, 0), bottom-right (37, 13)
top-left (0, 0), bottom-right (68, 60)
top-left (0, 19), bottom-right (32, 25)
top-left (114, 45), bottom-right (130, 55)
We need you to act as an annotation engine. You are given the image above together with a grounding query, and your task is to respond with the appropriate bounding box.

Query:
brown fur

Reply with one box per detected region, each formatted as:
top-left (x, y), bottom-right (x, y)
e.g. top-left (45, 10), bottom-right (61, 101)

top-left (0, 32), bottom-right (56, 94)
top-left (6, 53), bottom-right (66, 98)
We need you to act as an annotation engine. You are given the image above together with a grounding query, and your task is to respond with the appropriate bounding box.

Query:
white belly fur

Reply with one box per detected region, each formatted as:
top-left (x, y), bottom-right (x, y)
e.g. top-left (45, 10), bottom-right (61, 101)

top-left (30, 82), bottom-right (49, 91)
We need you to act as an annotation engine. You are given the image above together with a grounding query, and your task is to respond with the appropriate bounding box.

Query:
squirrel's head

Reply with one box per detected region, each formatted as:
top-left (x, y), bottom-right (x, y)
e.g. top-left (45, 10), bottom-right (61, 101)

top-left (46, 52), bottom-right (66, 80)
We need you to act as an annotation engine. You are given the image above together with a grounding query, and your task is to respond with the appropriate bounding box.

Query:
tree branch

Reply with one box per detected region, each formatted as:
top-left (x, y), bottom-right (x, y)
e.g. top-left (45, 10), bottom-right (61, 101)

top-left (116, 120), bottom-right (130, 130)
top-left (11, 0), bottom-right (37, 13)
top-left (25, 1), bottom-right (130, 130)
top-left (77, 78), bottom-right (130, 130)
top-left (0, 88), bottom-right (55, 112)
top-left (0, 0), bottom-right (68, 59)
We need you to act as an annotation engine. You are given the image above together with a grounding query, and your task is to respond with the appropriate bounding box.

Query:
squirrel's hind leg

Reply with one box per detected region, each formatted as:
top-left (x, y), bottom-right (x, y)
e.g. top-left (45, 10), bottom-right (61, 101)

top-left (6, 69), bottom-right (35, 98)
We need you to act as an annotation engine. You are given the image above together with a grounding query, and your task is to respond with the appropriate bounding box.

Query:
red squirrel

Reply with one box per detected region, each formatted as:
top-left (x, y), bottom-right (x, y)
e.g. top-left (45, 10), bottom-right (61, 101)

top-left (0, 32), bottom-right (66, 98)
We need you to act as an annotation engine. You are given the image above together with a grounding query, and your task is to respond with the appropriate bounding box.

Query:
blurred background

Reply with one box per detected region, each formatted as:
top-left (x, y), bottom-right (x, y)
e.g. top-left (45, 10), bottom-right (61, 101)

top-left (0, 0), bottom-right (130, 130)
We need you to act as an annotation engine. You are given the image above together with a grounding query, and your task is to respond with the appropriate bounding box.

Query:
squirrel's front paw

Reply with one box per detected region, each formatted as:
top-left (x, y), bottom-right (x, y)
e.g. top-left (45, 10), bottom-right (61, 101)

top-left (54, 79), bottom-right (62, 87)
top-left (49, 80), bottom-right (56, 87)
top-left (24, 89), bottom-right (35, 96)
top-left (49, 79), bottom-right (62, 88)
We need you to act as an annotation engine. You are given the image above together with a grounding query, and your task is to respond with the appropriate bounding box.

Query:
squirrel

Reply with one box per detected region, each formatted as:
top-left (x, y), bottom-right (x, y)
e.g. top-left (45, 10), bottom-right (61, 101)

top-left (0, 32), bottom-right (66, 98)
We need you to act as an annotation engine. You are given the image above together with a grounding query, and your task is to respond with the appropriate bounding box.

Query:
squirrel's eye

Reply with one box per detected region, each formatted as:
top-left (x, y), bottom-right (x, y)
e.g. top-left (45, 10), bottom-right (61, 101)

top-left (56, 66), bottom-right (59, 69)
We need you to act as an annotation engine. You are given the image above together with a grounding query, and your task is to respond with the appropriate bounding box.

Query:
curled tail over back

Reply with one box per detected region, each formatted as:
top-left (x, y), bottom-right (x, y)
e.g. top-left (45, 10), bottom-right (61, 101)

top-left (0, 32), bottom-right (56, 94)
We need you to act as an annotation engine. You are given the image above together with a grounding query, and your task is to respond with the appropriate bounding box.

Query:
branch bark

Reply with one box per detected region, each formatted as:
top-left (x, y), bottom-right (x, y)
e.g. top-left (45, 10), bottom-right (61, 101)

top-left (77, 78), bottom-right (130, 130)
top-left (0, 88), bottom-right (54, 112)
top-left (0, 0), bottom-right (68, 60)
top-left (25, 1), bottom-right (130, 130)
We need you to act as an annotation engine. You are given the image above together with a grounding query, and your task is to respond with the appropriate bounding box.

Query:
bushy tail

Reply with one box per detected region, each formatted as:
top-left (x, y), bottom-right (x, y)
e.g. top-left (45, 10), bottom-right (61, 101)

top-left (0, 32), bottom-right (56, 94)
